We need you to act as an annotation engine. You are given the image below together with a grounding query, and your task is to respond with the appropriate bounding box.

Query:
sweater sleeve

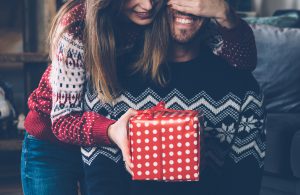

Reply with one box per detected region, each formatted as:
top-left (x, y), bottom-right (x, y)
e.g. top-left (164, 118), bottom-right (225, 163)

top-left (218, 90), bottom-right (266, 195)
top-left (24, 65), bottom-right (57, 142)
top-left (24, 3), bottom-right (115, 146)
top-left (206, 18), bottom-right (257, 71)
top-left (49, 29), bottom-right (115, 146)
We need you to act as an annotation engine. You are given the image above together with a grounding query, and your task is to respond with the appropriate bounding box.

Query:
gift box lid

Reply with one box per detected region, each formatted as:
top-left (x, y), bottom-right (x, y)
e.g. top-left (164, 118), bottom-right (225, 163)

top-left (130, 102), bottom-right (201, 122)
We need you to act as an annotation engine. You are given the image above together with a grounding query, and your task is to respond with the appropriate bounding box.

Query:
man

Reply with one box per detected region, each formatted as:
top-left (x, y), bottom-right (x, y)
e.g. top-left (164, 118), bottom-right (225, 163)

top-left (108, 2), bottom-right (266, 195)
top-left (161, 6), bottom-right (265, 195)
top-left (82, 1), bottom-right (265, 195)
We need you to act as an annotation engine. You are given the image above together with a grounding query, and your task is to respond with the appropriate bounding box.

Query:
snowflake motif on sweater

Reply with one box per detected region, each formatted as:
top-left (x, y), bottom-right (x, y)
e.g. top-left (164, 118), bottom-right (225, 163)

top-left (216, 123), bottom-right (236, 143)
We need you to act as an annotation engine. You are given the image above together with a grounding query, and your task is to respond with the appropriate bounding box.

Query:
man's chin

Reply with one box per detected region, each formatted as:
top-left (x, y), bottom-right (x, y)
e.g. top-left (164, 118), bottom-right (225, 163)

top-left (171, 23), bottom-right (208, 44)
top-left (173, 38), bottom-right (190, 44)
top-left (171, 33), bottom-right (197, 44)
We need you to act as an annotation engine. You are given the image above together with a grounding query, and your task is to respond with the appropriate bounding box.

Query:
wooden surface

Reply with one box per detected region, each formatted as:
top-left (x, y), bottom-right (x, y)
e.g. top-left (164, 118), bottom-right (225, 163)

top-left (0, 139), bottom-right (22, 151)
top-left (0, 53), bottom-right (49, 63)
top-left (24, 0), bottom-right (57, 53)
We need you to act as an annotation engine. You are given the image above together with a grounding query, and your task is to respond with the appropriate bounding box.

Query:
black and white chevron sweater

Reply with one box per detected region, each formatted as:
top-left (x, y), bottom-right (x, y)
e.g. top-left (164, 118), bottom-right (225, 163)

top-left (81, 46), bottom-right (266, 194)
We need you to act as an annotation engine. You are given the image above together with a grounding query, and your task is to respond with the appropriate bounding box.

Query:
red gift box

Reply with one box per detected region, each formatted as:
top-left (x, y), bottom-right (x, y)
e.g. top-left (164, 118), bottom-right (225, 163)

top-left (129, 102), bottom-right (201, 181)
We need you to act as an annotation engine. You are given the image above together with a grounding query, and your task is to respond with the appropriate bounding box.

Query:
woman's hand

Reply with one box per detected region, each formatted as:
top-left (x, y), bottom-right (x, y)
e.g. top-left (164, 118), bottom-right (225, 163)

top-left (107, 108), bottom-right (137, 175)
top-left (167, 0), bottom-right (238, 29)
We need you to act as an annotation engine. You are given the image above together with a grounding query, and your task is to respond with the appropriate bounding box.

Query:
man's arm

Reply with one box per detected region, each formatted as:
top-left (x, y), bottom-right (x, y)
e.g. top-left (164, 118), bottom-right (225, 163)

top-left (219, 89), bottom-right (266, 195)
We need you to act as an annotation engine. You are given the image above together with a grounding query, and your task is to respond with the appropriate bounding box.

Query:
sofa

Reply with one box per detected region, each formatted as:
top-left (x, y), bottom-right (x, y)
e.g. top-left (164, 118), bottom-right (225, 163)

top-left (251, 24), bottom-right (300, 195)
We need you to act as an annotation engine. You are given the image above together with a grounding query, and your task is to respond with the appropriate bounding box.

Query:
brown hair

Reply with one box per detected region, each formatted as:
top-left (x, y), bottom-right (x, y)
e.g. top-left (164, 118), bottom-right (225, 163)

top-left (48, 0), bottom-right (83, 61)
top-left (84, 0), bottom-right (122, 102)
top-left (49, 0), bottom-right (169, 102)
top-left (132, 2), bottom-right (170, 86)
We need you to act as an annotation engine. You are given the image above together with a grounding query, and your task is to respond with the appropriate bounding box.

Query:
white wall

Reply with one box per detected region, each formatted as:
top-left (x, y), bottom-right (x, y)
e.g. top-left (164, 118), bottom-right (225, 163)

top-left (253, 0), bottom-right (300, 16)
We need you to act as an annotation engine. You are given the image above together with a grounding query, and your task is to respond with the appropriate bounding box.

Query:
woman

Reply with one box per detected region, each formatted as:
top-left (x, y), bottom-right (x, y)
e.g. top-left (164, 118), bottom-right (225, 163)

top-left (22, 0), bottom-right (257, 194)
top-left (21, 1), bottom-right (166, 194)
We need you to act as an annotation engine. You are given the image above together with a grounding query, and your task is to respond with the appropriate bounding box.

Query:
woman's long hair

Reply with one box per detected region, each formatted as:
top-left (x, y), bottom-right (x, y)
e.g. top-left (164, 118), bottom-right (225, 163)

top-left (49, 0), bottom-right (84, 61)
top-left (49, 0), bottom-right (169, 102)
top-left (132, 2), bottom-right (170, 86)
top-left (84, 0), bottom-right (122, 102)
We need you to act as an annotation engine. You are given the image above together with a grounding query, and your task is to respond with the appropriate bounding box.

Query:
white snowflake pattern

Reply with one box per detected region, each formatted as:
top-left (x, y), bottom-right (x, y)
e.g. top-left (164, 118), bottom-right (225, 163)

top-left (238, 116), bottom-right (258, 133)
top-left (216, 123), bottom-right (236, 143)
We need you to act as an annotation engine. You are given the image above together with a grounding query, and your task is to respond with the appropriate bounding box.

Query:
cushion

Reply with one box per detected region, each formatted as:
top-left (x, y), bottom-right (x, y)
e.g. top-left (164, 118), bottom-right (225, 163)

top-left (245, 13), bottom-right (299, 28)
top-left (252, 25), bottom-right (300, 112)
top-left (264, 114), bottom-right (300, 177)
top-left (291, 130), bottom-right (300, 178)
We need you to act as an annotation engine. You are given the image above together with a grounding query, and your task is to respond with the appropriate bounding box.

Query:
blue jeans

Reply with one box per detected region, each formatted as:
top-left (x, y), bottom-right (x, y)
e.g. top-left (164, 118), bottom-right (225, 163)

top-left (21, 133), bottom-right (86, 195)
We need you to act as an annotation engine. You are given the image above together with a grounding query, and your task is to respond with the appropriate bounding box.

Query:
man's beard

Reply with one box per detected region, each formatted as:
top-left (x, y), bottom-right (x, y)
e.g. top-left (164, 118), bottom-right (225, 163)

top-left (171, 18), bottom-right (209, 44)
top-left (172, 24), bottom-right (207, 44)
top-left (172, 28), bottom-right (197, 43)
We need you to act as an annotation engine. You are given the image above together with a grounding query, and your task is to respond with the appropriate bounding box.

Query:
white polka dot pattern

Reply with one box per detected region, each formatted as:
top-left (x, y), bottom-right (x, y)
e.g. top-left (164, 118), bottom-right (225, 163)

top-left (129, 103), bottom-right (201, 181)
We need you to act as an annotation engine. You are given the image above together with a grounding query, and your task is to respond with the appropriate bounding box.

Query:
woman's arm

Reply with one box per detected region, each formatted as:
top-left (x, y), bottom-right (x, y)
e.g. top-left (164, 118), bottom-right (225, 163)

top-left (49, 27), bottom-right (116, 146)
top-left (168, 0), bottom-right (257, 71)
top-left (207, 18), bottom-right (257, 71)
top-left (25, 3), bottom-right (114, 146)
top-left (24, 65), bottom-right (57, 141)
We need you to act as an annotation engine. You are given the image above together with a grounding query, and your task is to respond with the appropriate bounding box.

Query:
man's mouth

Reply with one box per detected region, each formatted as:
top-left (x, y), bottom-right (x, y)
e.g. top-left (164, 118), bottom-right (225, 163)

top-left (172, 11), bottom-right (200, 25)
top-left (175, 17), bottom-right (193, 24)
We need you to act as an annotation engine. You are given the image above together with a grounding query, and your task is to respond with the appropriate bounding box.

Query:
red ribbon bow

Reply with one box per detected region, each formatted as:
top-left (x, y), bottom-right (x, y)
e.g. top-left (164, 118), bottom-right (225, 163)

top-left (137, 102), bottom-right (167, 119)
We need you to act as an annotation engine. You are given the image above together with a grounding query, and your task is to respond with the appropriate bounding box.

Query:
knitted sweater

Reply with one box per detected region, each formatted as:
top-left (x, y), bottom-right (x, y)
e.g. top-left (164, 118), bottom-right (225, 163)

top-left (82, 46), bottom-right (266, 195)
top-left (24, 2), bottom-right (258, 145)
